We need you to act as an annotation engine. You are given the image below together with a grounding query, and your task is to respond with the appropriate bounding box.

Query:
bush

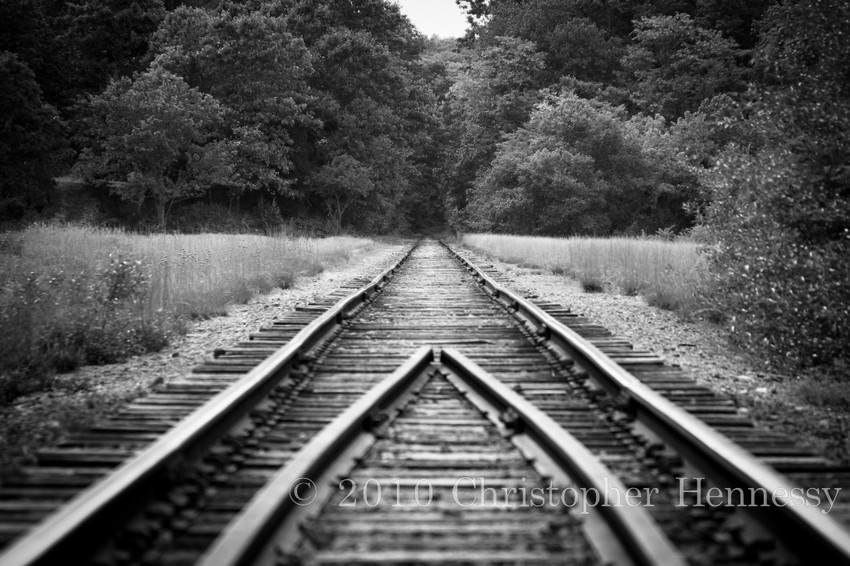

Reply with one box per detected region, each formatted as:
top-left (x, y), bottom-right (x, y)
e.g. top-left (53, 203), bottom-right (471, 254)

top-left (700, 0), bottom-right (850, 374)
top-left (702, 145), bottom-right (850, 371)
top-left (0, 252), bottom-right (171, 403)
top-left (0, 225), bottom-right (374, 403)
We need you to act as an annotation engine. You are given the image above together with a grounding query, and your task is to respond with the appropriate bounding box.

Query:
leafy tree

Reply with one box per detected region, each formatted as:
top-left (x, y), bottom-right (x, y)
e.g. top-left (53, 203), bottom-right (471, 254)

top-left (60, 0), bottom-right (166, 95)
top-left (0, 52), bottom-right (66, 221)
top-left (667, 95), bottom-right (754, 170)
top-left (692, 0), bottom-right (774, 49)
top-left (272, 0), bottom-right (424, 61)
top-left (444, 37), bottom-right (546, 226)
top-left (622, 112), bottom-right (704, 231)
top-left (307, 154), bottom-right (374, 231)
top-left (632, 0), bottom-right (773, 49)
top-left (420, 37), bottom-right (469, 102)
top-left (0, 0), bottom-right (69, 108)
top-left (467, 91), bottom-right (652, 235)
top-left (483, 0), bottom-right (627, 83)
top-left (306, 29), bottom-right (424, 231)
top-left (142, 0), bottom-right (437, 231)
top-left (272, 0), bottom-right (436, 231)
top-left (455, 0), bottom-right (491, 26)
top-left (614, 94), bottom-right (759, 232)
top-left (622, 13), bottom-right (747, 119)
top-left (701, 0), bottom-right (850, 372)
top-left (149, 7), bottom-right (316, 200)
top-left (75, 66), bottom-right (227, 229)
top-left (459, 0), bottom-right (636, 39)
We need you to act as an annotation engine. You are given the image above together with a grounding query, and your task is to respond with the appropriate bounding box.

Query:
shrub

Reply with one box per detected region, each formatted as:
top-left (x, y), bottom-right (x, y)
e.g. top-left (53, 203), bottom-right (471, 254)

top-left (702, 145), bottom-right (850, 370)
top-left (795, 376), bottom-right (850, 410)
top-left (580, 277), bottom-right (605, 293)
top-left (0, 225), bottom-right (374, 404)
top-left (0, 252), bottom-right (171, 403)
top-left (700, 0), bottom-right (850, 374)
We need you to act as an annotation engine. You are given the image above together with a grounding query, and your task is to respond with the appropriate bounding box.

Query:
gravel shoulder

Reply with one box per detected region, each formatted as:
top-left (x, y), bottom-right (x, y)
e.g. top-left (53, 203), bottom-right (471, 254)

top-left (0, 241), bottom-right (409, 477)
top-left (3, 238), bottom-right (846, 478)
top-left (460, 244), bottom-right (850, 465)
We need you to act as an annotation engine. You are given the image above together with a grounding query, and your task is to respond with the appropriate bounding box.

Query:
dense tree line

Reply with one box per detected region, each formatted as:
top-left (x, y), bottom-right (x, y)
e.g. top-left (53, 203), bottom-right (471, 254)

top-left (2, 0), bottom-right (848, 373)
top-left (1, 0), bottom-right (441, 232)
top-left (0, 0), bottom-right (777, 235)
top-left (440, 0), bottom-right (756, 235)
top-left (444, 0), bottom-right (850, 376)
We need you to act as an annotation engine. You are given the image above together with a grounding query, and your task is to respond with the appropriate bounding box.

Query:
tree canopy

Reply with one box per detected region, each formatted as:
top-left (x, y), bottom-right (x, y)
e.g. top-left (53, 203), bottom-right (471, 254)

top-left (0, 51), bottom-right (66, 220)
top-left (75, 66), bottom-right (227, 228)
top-left (3, 0), bottom-right (850, 372)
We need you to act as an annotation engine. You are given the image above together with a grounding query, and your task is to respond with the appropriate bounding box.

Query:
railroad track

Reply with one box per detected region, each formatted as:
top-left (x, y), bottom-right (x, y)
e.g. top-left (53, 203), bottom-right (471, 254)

top-left (1, 239), bottom-right (848, 565)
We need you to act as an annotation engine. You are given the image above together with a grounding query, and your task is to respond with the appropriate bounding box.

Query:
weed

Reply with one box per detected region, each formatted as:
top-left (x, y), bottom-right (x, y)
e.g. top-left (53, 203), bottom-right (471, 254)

top-left (619, 270), bottom-right (645, 296)
top-left (580, 277), bottom-right (605, 293)
top-left (795, 379), bottom-right (850, 410)
top-left (0, 225), bottom-right (373, 404)
top-left (463, 233), bottom-right (711, 314)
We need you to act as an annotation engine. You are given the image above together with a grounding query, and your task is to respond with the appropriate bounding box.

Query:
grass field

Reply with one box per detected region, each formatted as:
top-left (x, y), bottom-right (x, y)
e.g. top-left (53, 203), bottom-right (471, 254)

top-left (0, 225), bottom-right (374, 402)
top-left (462, 233), bottom-right (711, 314)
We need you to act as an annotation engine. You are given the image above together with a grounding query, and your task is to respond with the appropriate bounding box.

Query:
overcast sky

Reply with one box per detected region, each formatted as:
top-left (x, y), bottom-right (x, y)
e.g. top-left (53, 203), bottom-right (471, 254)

top-left (392, 0), bottom-right (469, 38)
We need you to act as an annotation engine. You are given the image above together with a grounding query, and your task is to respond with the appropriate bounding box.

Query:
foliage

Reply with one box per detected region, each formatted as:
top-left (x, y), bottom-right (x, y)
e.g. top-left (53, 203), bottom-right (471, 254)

top-left (467, 91), bottom-right (693, 235)
top-left (4, 0), bottom-right (443, 230)
top-left (75, 65), bottom-right (227, 229)
top-left (0, 0), bottom-right (68, 107)
top-left (274, 0), bottom-right (424, 61)
top-left (634, 0), bottom-right (773, 49)
top-left (0, 249), bottom-right (169, 403)
top-left (308, 154), bottom-right (375, 232)
top-left (667, 94), bottom-right (756, 170)
top-left (59, 0), bottom-right (166, 96)
top-left (444, 37), bottom-right (546, 227)
top-left (700, 0), bottom-right (850, 373)
top-left (455, 0), bottom-right (490, 30)
top-left (483, 0), bottom-right (626, 84)
top-left (688, 0), bottom-right (774, 49)
top-left (0, 224), bottom-right (376, 404)
top-left (170, 201), bottom-right (282, 234)
top-left (150, 6), bottom-right (316, 198)
top-left (0, 52), bottom-right (66, 221)
top-left (303, 27), bottom-right (427, 232)
top-left (622, 13), bottom-right (748, 120)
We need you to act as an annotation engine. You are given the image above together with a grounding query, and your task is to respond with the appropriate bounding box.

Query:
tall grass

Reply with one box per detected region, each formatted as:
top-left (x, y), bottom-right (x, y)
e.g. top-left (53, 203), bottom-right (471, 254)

top-left (462, 233), bottom-right (712, 315)
top-left (0, 225), bottom-right (373, 402)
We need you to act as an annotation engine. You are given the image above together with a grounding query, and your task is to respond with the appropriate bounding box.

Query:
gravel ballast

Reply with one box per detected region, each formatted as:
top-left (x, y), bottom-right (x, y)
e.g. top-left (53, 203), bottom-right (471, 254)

top-left (3, 238), bottom-right (846, 479)
top-left (459, 244), bottom-right (850, 466)
top-left (0, 241), bottom-right (408, 476)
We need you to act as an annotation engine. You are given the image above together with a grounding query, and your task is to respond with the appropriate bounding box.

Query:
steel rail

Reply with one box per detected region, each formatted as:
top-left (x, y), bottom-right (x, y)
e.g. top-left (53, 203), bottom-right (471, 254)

top-left (0, 243), bottom-right (419, 566)
top-left (196, 346), bottom-right (435, 566)
top-left (440, 347), bottom-right (687, 566)
top-left (197, 346), bottom-right (687, 566)
top-left (443, 242), bottom-right (850, 563)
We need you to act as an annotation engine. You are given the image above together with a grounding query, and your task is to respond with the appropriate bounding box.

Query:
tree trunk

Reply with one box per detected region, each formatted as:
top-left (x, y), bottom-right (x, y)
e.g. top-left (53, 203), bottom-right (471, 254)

top-left (329, 194), bottom-right (350, 234)
top-left (156, 198), bottom-right (167, 231)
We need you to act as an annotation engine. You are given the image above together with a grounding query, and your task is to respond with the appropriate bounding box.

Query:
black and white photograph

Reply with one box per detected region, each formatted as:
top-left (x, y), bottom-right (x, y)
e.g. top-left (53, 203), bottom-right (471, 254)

top-left (1, 0), bottom-right (848, 564)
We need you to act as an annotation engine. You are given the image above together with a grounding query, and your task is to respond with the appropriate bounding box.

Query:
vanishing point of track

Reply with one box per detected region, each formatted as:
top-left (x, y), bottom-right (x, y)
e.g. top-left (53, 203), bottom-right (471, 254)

top-left (1, 240), bottom-right (849, 566)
